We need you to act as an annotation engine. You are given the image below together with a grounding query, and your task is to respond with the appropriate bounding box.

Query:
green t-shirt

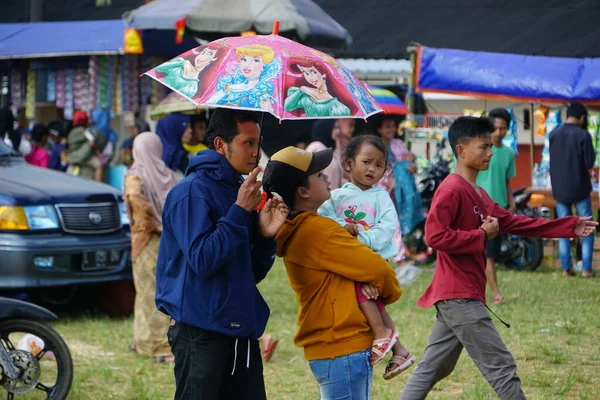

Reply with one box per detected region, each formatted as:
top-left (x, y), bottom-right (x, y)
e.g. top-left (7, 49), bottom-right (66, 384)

top-left (477, 145), bottom-right (516, 208)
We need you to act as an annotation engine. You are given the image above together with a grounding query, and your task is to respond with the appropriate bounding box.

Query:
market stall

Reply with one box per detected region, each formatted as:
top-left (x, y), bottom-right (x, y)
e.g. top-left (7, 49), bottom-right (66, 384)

top-left (411, 45), bottom-right (600, 187)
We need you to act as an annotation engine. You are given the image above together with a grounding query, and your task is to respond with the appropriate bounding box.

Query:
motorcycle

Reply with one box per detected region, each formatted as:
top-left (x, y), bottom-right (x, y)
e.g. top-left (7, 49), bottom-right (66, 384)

top-left (403, 140), bottom-right (450, 264)
top-left (0, 297), bottom-right (73, 399)
top-left (497, 187), bottom-right (549, 271)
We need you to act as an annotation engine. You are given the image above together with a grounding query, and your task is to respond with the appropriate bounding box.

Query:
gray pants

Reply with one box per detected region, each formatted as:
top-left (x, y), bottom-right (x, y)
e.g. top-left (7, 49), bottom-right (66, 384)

top-left (399, 299), bottom-right (526, 400)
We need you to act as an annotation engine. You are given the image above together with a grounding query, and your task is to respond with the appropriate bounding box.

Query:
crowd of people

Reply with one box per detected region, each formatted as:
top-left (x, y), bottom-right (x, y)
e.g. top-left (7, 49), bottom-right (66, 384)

top-left (3, 101), bottom-right (597, 399)
top-left (0, 106), bottom-right (210, 183)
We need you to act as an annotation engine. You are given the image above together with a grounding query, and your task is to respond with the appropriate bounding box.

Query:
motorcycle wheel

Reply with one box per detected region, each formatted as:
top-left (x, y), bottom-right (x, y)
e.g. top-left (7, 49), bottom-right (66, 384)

top-left (0, 319), bottom-right (73, 400)
top-left (504, 237), bottom-right (544, 271)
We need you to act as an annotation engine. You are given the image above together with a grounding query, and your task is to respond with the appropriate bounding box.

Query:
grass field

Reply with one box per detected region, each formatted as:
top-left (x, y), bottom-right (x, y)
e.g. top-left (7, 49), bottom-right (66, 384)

top-left (52, 260), bottom-right (600, 399)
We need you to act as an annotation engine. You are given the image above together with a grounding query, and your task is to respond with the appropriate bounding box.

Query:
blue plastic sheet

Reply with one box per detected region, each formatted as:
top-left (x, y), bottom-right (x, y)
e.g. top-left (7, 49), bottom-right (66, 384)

top-left (417, 46), bottom-right (600, 103)
top-left (0, 20), bottom-right (125, 59)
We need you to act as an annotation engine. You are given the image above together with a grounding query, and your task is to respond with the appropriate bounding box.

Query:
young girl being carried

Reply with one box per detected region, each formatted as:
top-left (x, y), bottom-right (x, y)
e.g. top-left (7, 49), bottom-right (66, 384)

top-left (318, 134), bottom-right (416, 380)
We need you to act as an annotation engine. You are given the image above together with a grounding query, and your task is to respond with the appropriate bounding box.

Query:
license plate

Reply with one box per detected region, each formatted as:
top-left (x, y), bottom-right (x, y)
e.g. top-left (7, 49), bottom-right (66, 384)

top-left (82, 250), bottom-right (122, 271)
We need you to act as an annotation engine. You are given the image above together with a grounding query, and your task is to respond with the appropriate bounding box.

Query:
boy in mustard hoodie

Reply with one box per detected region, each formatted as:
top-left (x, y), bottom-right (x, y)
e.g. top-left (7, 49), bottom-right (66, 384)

top-left (263, 146), bottom-right (402, 400)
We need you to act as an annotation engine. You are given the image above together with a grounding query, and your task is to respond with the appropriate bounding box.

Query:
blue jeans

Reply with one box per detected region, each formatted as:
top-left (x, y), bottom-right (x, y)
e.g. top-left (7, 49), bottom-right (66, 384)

top-left (308, 349), bottom-right (373, 400)
top-left (556, 197), bottom-right (594, 272)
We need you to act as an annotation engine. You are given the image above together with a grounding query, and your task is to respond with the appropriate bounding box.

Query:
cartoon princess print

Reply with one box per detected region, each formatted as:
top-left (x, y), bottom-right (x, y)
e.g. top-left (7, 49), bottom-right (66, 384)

top-left (207, 44), bottom-right (281, 111)
top-left (154, 44), bottom-right (223, 98)
top-left (283, 56), bottom-right (355, 118)
top-left (308, 49), bottom-right (379, 115)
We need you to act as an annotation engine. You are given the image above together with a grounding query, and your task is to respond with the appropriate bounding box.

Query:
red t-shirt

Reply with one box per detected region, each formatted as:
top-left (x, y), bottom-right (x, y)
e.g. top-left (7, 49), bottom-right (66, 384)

top-left (417, 174), bottom-right (578, 308)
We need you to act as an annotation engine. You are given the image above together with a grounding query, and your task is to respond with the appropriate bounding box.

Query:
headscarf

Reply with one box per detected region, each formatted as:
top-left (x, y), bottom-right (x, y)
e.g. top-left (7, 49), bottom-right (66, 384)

top-left (311, 119), bottom-right (336, 149)
top-left (91, 108), bottom-right (118, 144)
top-left (155, 114), bottom-right (189, 171)
top-left (0, 106), bottom-right (20, 151)
top-left (126, 132), bottom-right (179, 229)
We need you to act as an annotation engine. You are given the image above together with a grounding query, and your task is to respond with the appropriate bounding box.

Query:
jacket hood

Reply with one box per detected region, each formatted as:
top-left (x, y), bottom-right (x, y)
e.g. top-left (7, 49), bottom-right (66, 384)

top-left (275, 211), bottom-right (317, 257)
top-left (340, 182), bottom-right (386, 193)
top-left (186, 149), bottom-right (241, 184)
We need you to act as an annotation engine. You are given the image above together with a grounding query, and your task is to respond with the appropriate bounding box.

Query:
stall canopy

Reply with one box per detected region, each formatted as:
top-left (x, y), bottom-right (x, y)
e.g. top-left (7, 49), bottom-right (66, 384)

top-left (0, 20), bottom-right (125, 59)
top-left (416, 46), bottom-right (600, 105)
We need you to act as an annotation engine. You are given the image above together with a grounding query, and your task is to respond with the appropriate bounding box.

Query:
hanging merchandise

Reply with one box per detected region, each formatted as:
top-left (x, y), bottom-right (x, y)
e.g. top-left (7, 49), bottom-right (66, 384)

top-left (120, 56), bottom-right (129, 113)
top-left (46, 70), bottom-right (56, 103)
top-left (150, 57), bottom-right (166, 107)
top-left (587, 112), bottom-right (600, 167)
top-left (141, 56), bottom-right (152, 107)
top-left (88, 56), bottom-right (99, 112)
top-left (533, 105), bottom-right (549, 136)
top-left (540, 109), bottom-right (561, 187)
top-left (502, 108), bottom-right (518, 155)
top-left (97, 56), bottom-right (111, 109)
top-left (114, 57), bottom-right (123, 115)
top-left (73, 69), bottom-right (85, 112)
top-left (64, 69), bottom-right (74, 120)
top-left (127, 56), bottom-right (140, 113)
top-left (55, 70), bottom-right (66, 109)
top-left (25, 69), bottom-right (36, 120)
top-left (10, 70), bottom-right (22, 110)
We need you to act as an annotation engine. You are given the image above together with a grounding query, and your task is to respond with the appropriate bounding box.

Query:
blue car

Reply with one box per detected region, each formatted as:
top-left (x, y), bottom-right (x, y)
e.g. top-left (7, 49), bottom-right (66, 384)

top-left (0, 139), bottom-right (132, 293)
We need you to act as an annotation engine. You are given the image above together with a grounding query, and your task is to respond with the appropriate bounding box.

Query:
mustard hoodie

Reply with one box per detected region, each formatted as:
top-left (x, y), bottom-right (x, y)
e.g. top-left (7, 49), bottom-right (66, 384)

top-left (276, 211), bottom-right (402, 361)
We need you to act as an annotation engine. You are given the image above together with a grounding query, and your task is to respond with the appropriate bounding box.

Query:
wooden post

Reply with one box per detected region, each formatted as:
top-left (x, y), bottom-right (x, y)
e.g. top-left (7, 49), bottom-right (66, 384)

top-left (530, 103), bottom-right (535, 184)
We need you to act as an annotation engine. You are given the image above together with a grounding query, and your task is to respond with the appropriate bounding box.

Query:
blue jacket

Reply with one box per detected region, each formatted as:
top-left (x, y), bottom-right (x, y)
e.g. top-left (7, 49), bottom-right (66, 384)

top-left (155, 150), bottom-right (276, 339)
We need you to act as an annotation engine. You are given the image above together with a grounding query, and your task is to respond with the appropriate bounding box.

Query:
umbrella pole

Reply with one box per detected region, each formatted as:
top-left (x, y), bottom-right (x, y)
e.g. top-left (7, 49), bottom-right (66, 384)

top-left (257, 112), bottom-right (265, 168)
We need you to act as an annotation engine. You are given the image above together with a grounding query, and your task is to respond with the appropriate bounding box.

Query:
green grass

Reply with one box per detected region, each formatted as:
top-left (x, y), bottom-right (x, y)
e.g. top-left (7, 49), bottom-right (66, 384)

top-left (50, 261), bottom-right (600, 399)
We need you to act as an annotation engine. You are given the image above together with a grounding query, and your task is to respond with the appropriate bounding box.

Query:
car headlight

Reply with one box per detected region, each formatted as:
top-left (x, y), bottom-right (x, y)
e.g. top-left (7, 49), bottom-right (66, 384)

top-left (0, 205), bottom-right (59, 230)
top-left (119, 201), bottom-right (130, 227)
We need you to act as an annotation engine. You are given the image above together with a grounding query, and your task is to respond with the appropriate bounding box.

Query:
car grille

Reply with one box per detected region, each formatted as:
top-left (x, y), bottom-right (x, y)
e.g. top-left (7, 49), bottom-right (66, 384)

top-left (55, 202), bottom-right (121, 234)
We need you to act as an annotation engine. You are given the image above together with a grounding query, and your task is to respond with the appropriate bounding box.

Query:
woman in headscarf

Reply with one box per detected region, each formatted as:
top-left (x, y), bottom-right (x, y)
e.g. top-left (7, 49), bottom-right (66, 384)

top-left (124, 131), bottom-right (180, 363)
top-left (155, 114), bottom-right (189, 174)
top-left (24, 123), bottom-right (50, 168)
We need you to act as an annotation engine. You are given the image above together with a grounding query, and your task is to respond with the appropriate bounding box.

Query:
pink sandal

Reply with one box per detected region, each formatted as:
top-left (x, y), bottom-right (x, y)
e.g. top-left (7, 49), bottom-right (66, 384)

top-left (369, 330), bottom-right (398, 365)
top-left (383, 354), bottom-right (417, 380)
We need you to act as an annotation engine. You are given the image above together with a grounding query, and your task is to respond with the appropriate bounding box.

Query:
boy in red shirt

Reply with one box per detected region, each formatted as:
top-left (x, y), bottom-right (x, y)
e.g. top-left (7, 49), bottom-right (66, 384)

top-left (399, 117), bottom-right (597, 400)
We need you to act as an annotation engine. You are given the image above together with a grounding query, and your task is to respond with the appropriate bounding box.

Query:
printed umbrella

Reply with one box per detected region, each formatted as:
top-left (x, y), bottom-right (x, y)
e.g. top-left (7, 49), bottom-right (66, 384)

top-left (143, 23), bottom-right (382, 121)
top-left (150, 91), bottom-right (206, 120)
top-left (366, 85), bottom-right (409, 115)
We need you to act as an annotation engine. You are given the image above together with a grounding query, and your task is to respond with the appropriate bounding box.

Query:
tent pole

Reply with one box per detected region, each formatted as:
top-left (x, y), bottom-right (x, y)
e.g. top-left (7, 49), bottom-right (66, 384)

top-left (530, 103), bottom-right (535, 184)
top-left (406, 45), bottom-right (417, 152)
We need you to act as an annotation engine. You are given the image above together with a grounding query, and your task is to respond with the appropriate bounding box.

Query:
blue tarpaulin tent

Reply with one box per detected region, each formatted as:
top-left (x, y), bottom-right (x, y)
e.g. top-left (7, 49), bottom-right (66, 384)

top-left (416, 46), bottom-right (600, 105)
top-left (0, 20), bottom-right (125, 59)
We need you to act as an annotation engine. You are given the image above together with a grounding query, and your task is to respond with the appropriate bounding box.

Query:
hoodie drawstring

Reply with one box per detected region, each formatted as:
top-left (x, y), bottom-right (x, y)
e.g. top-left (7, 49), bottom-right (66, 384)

top-left (231, 338), bottom-right (239, 376)
top-left (231, 338), bottom-right (252, 376)
top-left (246, 339), bottom-right (251, 369)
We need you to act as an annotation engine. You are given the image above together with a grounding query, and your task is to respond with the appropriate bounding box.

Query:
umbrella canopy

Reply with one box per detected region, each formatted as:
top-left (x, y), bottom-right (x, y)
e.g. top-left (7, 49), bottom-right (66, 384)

top-left (124, 0), bottom-right (352, 51)
top-left (366, 85), bottom-right (409, 115)
top-left (150, 91), bottom-right (206, 120)
top-left (143, 33), bottom-right (382, 120)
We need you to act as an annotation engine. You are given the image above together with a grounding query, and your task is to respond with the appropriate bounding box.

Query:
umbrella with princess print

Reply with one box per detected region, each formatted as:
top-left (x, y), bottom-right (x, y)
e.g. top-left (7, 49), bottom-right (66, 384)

top-left (142, 22), bottom-right (382, 121)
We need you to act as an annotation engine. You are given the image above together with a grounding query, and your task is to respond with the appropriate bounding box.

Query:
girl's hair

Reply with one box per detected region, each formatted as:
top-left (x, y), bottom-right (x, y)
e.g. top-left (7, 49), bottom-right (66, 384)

top-left (235, 44), bottom-right (275, 64)
top-left (284, 56), bottom-right (359, 117)
top-left (187, 43), bottom-right (224, 101)
top-left (343, 134), bottom-right (388, 167)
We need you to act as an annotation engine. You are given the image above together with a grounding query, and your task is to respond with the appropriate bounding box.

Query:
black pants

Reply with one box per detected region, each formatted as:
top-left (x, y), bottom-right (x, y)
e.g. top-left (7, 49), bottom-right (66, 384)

top-left (167, 322), bottom-right (266, 400)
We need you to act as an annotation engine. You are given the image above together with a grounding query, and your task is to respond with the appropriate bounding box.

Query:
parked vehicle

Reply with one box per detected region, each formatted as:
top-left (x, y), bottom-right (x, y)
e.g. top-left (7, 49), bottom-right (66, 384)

top-left (0, 139), bottom-right (132, 305)
top-left (498, 187), bottom-right (549, 271)
top-left (0, 297), bottom-right (72, 399)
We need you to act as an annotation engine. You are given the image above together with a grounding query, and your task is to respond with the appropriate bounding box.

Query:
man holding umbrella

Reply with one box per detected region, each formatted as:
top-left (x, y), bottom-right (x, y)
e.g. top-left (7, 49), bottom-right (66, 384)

top-left (155, 108), bottom-right (288, 399)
